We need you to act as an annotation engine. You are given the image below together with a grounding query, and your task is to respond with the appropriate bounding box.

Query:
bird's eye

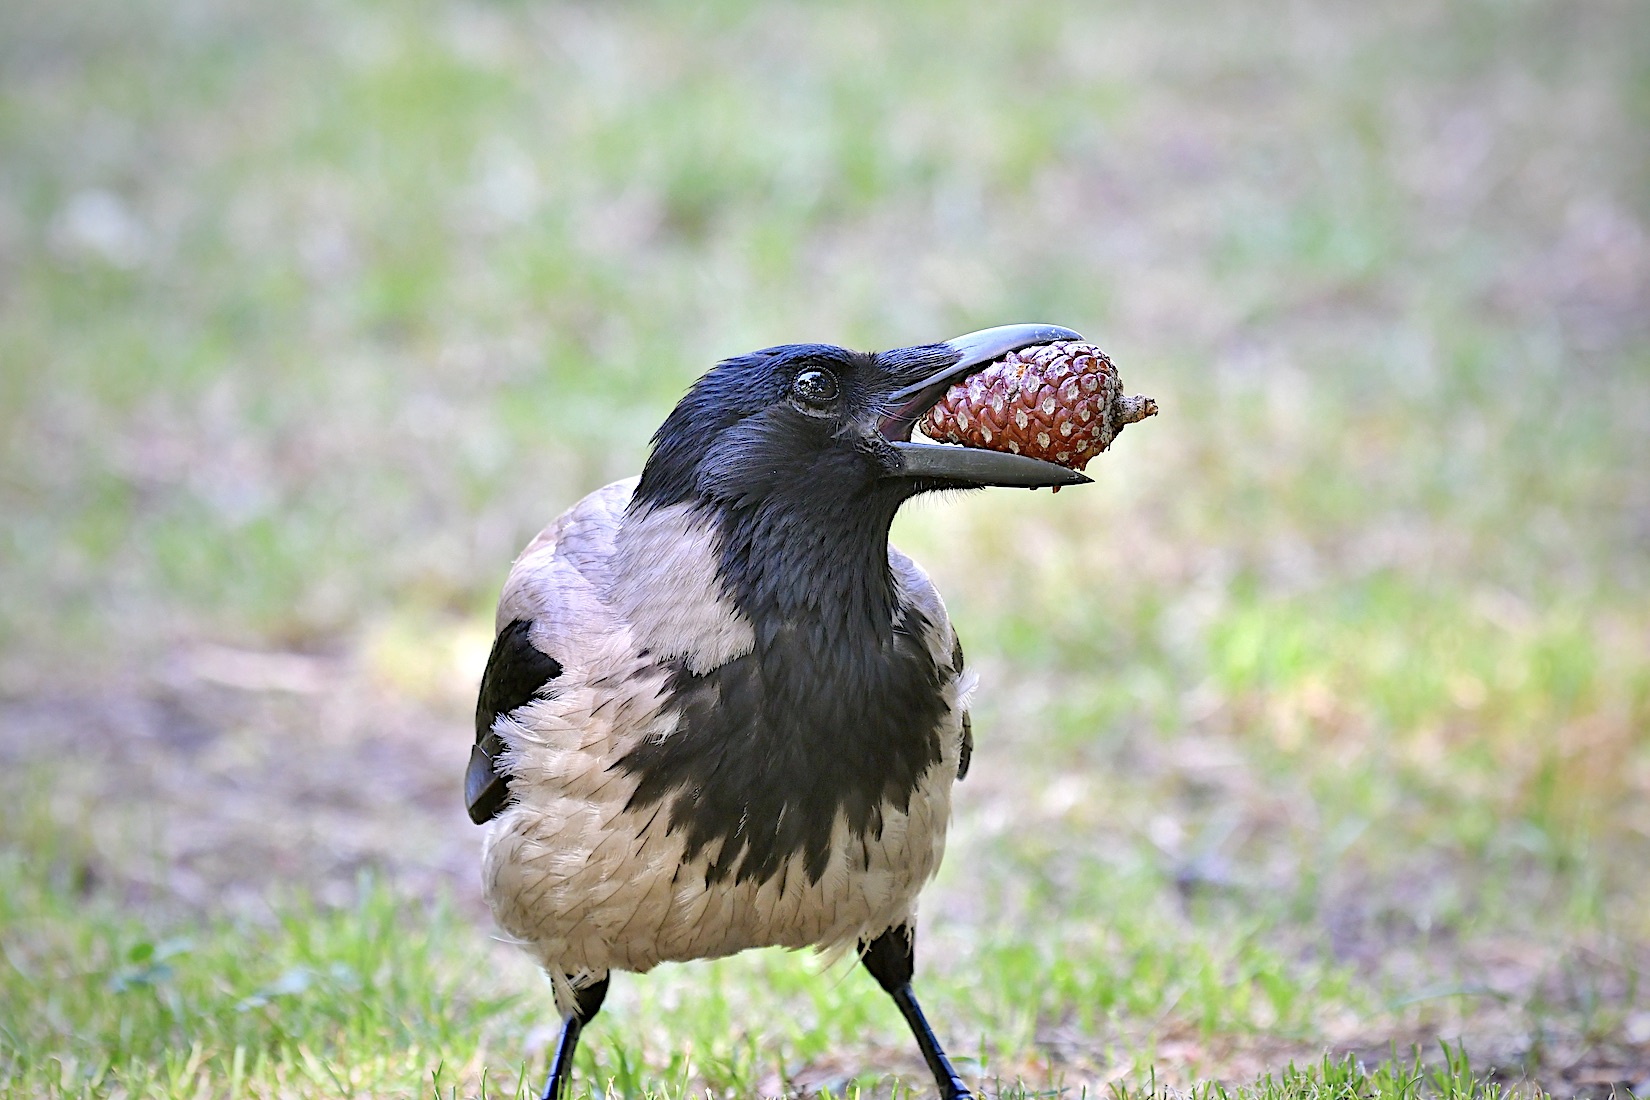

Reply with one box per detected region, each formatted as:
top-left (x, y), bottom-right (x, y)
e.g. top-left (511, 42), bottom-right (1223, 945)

top-left (791, 369), bottom-right (839, 408)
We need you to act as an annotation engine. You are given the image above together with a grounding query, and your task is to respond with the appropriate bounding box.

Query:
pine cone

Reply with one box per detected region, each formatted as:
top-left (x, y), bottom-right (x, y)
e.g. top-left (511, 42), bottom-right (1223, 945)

top-left (920, 341), bottom-right (1156, 471)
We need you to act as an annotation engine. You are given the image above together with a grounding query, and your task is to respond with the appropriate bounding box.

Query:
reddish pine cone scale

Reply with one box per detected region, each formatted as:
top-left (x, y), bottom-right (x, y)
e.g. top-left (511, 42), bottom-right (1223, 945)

top-left (919, 341), bottom-right (1157, 471)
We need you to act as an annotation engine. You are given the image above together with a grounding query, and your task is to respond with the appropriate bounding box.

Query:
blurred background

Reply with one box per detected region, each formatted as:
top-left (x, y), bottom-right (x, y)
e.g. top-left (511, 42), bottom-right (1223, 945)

top-left (2, 0), bottom-right (1647, 1096)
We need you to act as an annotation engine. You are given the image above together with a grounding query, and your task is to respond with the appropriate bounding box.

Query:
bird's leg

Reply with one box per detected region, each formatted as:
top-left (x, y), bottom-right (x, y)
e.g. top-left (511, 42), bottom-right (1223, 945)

top-left (539, 975), bottom-right (609, 1100)
top-left (860, 925), bottom-right (973, 1100)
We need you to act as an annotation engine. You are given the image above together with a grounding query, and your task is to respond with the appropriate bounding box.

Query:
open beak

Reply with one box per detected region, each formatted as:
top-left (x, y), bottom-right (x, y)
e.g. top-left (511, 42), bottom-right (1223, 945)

top-left (878, 323), bottom-right (1092, 489)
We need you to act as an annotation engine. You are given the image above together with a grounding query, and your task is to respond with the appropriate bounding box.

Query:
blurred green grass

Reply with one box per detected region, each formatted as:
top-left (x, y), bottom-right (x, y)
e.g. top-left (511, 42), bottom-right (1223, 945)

top-left (3, 0), bottom-right (1649, 1095)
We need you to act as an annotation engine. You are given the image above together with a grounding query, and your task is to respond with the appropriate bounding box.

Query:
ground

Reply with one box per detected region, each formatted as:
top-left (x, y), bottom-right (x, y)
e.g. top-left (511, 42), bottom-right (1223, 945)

top-left (1, 0), bottom-right (1648, 1097)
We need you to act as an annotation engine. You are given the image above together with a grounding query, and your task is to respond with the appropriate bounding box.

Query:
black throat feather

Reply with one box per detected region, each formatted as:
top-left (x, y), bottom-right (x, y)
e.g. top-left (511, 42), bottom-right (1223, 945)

top-left (617, 476), bottom-right (948, 888)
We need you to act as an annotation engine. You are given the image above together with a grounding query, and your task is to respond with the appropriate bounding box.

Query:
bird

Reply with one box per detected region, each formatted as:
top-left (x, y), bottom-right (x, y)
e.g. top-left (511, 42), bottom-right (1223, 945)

top-left (466, 324), bottom-right (1090, 1099)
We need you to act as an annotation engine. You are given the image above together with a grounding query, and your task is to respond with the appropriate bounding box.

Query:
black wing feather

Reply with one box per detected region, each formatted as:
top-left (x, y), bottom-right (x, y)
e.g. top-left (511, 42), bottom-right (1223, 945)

top-left (952, 634), bottom-right (972, 781)
top-left (466, 618), bottom-right (563, 824)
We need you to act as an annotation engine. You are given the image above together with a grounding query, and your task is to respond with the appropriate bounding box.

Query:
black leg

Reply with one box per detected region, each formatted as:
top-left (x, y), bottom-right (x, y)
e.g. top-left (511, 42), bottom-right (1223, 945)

top-left (860, 926), bottom-right (973, 1100)
top-left (540, 976), bottom-right (609, 1100)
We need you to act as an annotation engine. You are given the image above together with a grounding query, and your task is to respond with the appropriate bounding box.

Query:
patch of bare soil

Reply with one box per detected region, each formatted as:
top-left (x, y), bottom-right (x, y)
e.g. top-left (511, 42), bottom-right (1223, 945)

top-left (0, 644), bottom-right (484, 919)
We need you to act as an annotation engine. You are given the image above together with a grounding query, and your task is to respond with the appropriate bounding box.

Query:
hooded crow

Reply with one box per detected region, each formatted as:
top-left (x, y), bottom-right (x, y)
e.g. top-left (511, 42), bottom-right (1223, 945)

top-left (468, 324), bottom-right (1090, 1099)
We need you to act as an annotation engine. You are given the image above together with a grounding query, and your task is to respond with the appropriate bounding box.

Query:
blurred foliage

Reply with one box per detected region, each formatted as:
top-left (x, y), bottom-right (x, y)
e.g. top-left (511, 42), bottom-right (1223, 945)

top-left (3, 0), bottom-right (1643, 653)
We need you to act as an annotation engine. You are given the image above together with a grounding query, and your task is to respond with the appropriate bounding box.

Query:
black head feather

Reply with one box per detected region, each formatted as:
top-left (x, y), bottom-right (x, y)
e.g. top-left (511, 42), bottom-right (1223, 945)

top-left (634, 344), bottom-right (898, 511)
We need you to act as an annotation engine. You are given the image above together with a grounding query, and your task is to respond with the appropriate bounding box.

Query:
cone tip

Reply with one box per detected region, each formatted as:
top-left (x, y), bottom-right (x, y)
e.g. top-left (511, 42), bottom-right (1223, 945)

top-left (1119, 394), bottom-right (1159, 425)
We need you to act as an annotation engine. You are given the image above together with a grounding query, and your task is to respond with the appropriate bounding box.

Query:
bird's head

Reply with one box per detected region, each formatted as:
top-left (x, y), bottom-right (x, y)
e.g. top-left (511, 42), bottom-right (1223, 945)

top-left (634, 324), bottom-right (1090, 515)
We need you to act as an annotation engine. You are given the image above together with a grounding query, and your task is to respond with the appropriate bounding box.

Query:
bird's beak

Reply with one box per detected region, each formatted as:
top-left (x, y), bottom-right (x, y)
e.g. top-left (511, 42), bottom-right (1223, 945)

top-left (877, 323), bottom-right (1092, 489)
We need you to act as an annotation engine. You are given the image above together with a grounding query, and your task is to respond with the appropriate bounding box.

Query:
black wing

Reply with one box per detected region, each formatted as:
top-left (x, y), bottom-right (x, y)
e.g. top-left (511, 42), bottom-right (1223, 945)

top-left (466, 618), bottom-right (563, 824)
top-left (952, 634), bottom-right (972, 781)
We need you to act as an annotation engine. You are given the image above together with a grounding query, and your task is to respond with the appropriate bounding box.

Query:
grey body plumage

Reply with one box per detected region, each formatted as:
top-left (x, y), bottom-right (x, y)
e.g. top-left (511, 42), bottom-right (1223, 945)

top-left (470, 325), bottom-right (1086, 1100)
